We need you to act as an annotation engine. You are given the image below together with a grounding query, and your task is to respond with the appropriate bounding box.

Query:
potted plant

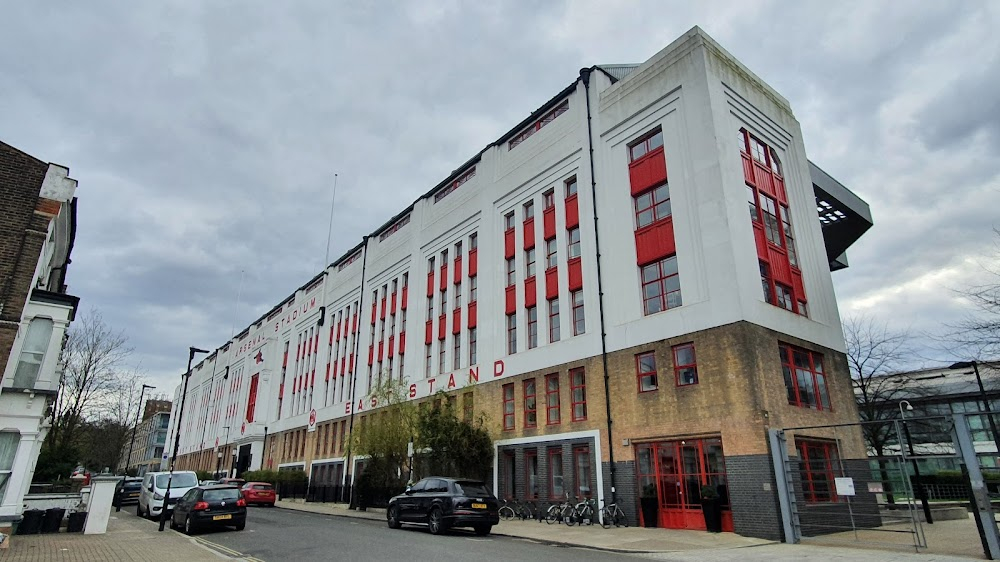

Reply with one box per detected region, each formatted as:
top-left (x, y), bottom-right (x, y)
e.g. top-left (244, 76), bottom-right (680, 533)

top-left (700, 485), bottom-right (722, 533)
top-left (640, 483), bottom-right (659, 528)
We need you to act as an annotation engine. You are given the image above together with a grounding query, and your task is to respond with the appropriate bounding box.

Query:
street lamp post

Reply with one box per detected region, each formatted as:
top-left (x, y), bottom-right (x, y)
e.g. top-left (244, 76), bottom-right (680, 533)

top-left (158, 346), bottom-right (209, 532)
top-left (118, 383), bottom-right (155, 512)
top-left (899, 400), bottom-right (933, 524)
top-left (949, 361), bottom-right (1000, 461)
top-left (216, 426), bottom-right (230, 479)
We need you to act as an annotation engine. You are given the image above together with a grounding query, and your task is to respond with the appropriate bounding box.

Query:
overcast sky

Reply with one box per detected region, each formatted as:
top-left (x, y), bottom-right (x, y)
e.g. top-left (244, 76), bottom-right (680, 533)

top-left (2, 1), bottom-right (998, 397)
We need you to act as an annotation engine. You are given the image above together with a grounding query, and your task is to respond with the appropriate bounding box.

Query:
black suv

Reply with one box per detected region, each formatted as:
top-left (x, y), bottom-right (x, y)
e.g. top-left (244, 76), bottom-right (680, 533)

top-left (170, 485), bottom-right (247, 534)
top-left (386, 477), bottom-right (499, 535)
top-left (114, 477), bottom-right (143, 506)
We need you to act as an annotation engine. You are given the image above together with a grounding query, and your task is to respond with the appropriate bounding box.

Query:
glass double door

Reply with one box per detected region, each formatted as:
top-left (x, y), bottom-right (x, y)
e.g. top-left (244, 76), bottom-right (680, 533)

top-left (636, 437), bottom-right (731, 531)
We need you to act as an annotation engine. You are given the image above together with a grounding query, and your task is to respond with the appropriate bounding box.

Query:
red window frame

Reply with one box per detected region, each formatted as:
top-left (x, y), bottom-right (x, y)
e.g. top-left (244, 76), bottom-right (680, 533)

top-left (760, 194), bottom-right (782, 246)
top-left (502, 383), bottom-right (515, 431)
top-left (545, 373), bottom-right (560, 425)
top-left (634, 183), bottom-right (671, 229)
top-left (628, 129), bottom-right (664, 162)
top-left (565, 177), bottom-right (577, 198)
top-left (523, 379), bottom-right (537, 428)
top-left (245, 374), bottom-right (259, 422)
top-left (672, 343), bottom-right (698, 386)
top-left (545, 238), bottom-right (558, 269)
top-left (636, 352), bottom-right (657, 392)
top-left (506, 258), bottom-right (516, 286)
top-left (573, 446), bottom-right (592, 498)
top-left (567, 227), bottom-right (581, 259)
top-left (523, 200), bottom-right (535, 221)
top-left (543, 190), bottom-right (555, 209)
top-left (504, 212), bottom-right (515, 230)
top-left (524, 248), bottom-right (536, 279)
top-left (570, 368), bottom-right (586, 421)
top-left (526, 306), bottom-right (538, 349)
top-left (571, 290), bottom-right (585, 336)
top-left (780, 344), bottom-right (831, 411)
top-left (640, 255), bottom-right (681, 315)
top-left (548, 298), bottom-right (560, 343)
top-left (525, 449), bottom-right (539, 499)
top-left (796, 439), bottom-right (840, 503)
top-left (760, 261), bottom-right (774, 305)
top-left (549, 448), bottom-right (564, 499)
top-left (506, 314), bottom-right (517, 355)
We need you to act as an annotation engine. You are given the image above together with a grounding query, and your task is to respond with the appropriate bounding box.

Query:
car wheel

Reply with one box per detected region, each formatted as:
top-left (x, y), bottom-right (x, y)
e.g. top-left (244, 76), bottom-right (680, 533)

top-left (184, 516), bottom-right (196, 535)
top-left (387, 505), bottom-right (402, 529)
top-left (473, 524), bottom-right (492, 536)
top-left (235, 521), bottom-right (246, 531)
top-left (428, 507), bottom-right (446, 535)
top-left (137, 503), bottom-right (143, 517)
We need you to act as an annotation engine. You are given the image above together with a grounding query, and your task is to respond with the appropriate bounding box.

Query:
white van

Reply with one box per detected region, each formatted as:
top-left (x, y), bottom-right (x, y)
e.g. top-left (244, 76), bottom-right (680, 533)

top-left (137, 471), bottom-right (199, 519)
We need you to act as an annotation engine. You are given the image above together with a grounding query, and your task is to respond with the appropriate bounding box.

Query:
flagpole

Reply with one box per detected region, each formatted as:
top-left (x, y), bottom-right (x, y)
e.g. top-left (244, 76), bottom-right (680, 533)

top-left (325, 173), bottom-right (339, 267)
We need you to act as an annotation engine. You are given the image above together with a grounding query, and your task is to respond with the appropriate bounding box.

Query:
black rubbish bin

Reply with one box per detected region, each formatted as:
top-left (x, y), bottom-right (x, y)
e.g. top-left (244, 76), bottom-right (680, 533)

top-left (66, 511), bottom-right (87, 533)
top-left (17, 509), bottom-right (44, 534)
top-left (41, 508), bottom-right (65, 533)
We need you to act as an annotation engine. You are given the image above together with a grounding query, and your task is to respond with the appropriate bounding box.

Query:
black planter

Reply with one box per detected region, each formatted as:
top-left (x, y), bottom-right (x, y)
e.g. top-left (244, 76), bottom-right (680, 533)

top-left (701, 498), bottom-right (722, 533)
top-left (640, 497), bottom-right (658, 528)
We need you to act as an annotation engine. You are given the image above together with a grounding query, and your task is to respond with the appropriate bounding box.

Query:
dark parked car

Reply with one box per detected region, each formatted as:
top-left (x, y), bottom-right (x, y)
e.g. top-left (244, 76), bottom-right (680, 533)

top-left (386, 477), bottom-right (499, 536)
top-left (170, 485), bottom-right (247, 534)
top-left (114, 477), bottom-right (143, 506)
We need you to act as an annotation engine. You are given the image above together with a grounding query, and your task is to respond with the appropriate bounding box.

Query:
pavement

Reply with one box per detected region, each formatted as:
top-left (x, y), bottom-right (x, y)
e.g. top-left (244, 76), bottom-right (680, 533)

top-left (0, 499), bottom-right (988, 561)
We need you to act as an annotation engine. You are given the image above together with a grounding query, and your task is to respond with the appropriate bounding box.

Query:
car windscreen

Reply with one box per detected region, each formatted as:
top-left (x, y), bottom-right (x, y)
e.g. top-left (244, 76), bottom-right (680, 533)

top-left (252, 484), bottom-right (273, 490)
top-left (454, 481), bottom-right (491, 497)
top-left (155, 473), bottom-right (198, 489)
top-left (123, 482), bottom-right (142, 490)
top-left (203, 488), bottom-right (241, 501)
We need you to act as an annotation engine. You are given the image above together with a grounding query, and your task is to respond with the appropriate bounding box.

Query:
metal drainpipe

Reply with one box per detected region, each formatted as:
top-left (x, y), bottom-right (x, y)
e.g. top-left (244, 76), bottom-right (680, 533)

top-left (342, 237), bottom-right (370, 506)
top-left (580, 67), bottom-right (618, 504)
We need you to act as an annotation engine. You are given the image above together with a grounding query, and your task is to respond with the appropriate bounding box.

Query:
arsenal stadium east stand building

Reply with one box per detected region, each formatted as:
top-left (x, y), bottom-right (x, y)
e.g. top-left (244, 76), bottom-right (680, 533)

top-left (166, 27), bottom-right (872, 540)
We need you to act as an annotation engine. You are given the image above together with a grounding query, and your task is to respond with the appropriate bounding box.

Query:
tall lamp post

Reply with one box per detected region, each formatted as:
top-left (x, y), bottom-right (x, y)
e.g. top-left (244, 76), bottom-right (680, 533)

top-left (899, 400), bottom-right (933, 524)
top-left (949, 361), bottom-right (1000, 460)
top-left (158, 346), bottom-right (209, 532)
top-left (216, 426), bottom-right (230, 478)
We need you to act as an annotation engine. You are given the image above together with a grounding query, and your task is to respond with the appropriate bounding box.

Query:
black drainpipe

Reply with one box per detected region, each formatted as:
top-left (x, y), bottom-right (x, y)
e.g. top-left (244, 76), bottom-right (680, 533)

top-left (580, 67), bottom-right (617, 504)
top-left (342, 236), bottom-right (370, 506)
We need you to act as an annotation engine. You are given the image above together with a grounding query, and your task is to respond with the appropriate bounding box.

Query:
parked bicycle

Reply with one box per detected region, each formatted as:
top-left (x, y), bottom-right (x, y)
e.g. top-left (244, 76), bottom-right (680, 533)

top-left (564, 497), bottom-right (597, 526)
top-left (499, 498), bottom-right (539, 521)
top-left (600, 498), bottom-right (628, 528)
top-left (545, 495), bottom-right (575, 524)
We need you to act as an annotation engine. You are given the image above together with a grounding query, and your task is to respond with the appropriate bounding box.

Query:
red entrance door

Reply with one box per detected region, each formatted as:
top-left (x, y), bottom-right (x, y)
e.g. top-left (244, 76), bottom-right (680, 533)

top-left (636, 437), bottom-right (732, 531)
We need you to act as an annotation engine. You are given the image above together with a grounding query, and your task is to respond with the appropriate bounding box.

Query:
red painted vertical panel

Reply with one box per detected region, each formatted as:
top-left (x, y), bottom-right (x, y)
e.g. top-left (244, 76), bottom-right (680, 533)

top-left (425, 320), bottom-right (433, 344)
top-left (438, 314), bottom-right (446, 340)
top-left (754, 224), bottom-right (768, 259)
top-left (398, 331), bottom-right (406, 353)
top-left (331, 324), bottom-right (337, 344)
top-left (352, 313), bottom-right (358, 333)
top-left (401, 286), bottom-right (408, 310)
top-left (523, 218), bottom-right (536, 249)
top-left (755, 164), bottom-right (775, 199)
top-left (629, 148), bottom-right (667, 196)
top-left (565, 195), bottom-right (579, 229)
top-left (378, 340), bottom-right (384, 360)
top-left (278, 383), bottom-right (284, 400)
top-left (791, 270), bottom-right (806, 302)
top-left (326, 363), bottom-right (331, 382)
top-left (388, 335), bottom-right (395, 356)
top-left (543, 207), bottom-right (556, 239)
top-left (774, 176), bottom-right (787, 204)
top-left (371, 303), bottom-right (377, 324)
top-left (368, 345), bottom-right (374, 366)
top-left (768, 246), bottom-right (792, 285)
top-left (505, 285), bottom-right (516, 314)
top-left (468, 302), bottom-right (477, 328)
top-left (454, 257), bottom-right (462, 283)
top-left (452, 309), bottom-right (461, 334)
top-left (440, 265), bottom-right (448, 290)
top-left (545, 267), bottom-right (559, 300)
top-left (348, 353), bottom-right (354, 373)
top-left (568, 257), bottom-right (583, 291)
top-left (390, 292), bottom-right (397, 313)
top-left (742, 155), bottom-right (755, 186)
top-left (524, 276), bottom-right (537, 308)
top-left (341, 357), bottom-right (346, 374)
top-left (427, 272), bottom-right (435, 297)
top-left (504, 229), bottom-right (515, 258)
top-left (380, 297), bottom-right (387, 320)
top-left (634, 219), bottom-right (676, 266)
top-left (468, 249), bottom-right (478, 276)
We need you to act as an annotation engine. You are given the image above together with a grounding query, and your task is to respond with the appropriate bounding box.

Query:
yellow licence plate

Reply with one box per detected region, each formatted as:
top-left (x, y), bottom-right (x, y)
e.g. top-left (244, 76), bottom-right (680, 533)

top-left (471, 503), bottom-right (486, 509)
top-left (212, 514), bottom-right (232, 521)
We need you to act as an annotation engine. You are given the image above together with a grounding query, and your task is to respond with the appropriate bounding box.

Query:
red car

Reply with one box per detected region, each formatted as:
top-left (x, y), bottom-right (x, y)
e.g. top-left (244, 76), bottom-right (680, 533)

top-left (241, 482), bottom-right (276, 506)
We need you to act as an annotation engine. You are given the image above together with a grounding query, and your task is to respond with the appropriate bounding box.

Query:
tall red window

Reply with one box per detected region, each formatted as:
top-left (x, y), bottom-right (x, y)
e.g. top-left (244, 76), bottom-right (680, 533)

top-left (672, 343), bottom-right (698, 386)
top-left (526, 306), bottom-right (538, 349)
top-left (636, 352), bottom-right (657, 392)
top-left (549, 448), bottom-right (564, 499)
top-left (502, 383), bottom-right (515, 431)
top-left (796, 439), bottom-right (840, 503)
top-left (570, 368), bottom-right (587, 421)
top-left (779, 344), bottom-right (830, 410)
top-left (545, 373), bottom-right (560, 425)
top-left (548, 298), bottom-right (560, 343)
top-left (571, 290), bottom-right (585, 336)
top-left (506, 314), bottom-right (517, 355)
top-left (641, 256), bottom-right (681, 315)
top-left (506, 258), bottom-right (516, 286)
top-left (523, 379), bottom-right (537, 428)
top-left (524, 248), bottom-right (536, 278)
top-left (245, 374), bottom-right (259, 422)
top-left (574, 446), bottom-right (592, 497)
top-left (634, 183), bottom-right (671, 229)
top-left (629, 129), bottom-right (664, 162)
top-left (525, 449), bottom-right (539, 499)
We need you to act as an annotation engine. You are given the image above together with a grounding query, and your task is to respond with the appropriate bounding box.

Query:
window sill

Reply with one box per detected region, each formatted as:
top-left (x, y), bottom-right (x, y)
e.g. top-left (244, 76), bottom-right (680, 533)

top-left (634, 217), bottom-right (673, 236)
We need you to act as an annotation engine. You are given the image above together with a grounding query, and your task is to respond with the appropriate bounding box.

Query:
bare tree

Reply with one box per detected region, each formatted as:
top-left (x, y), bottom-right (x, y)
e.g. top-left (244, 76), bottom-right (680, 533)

top-left (948, 228), bottom-right (1000, 360)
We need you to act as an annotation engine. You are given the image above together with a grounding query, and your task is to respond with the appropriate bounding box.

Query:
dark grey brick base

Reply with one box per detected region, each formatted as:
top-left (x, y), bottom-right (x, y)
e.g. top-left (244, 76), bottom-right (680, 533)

top-left (727, 454), bottom-right (784, 540)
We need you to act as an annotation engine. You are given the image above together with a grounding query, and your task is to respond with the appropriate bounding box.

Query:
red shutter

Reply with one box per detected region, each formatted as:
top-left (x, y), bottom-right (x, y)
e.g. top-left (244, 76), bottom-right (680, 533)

top-left (425, 320), bottom-right (433, 344)
top-left (401, 286), bottom-right (408, 310)
top-left (565, 195), bottom-right (579, 229)
top-left (545, 267), bottom-right (559, 300)
top-left (505, 285), bottom-right (516, 315)
top-left (390, 292), bottom-right (397, 313)
top-left (378, 340), bottom-right (384, 360)
top-left (452, 309), bottom-right (461, 334)
top-left (348, 353), bottom-right (354, 373)
top-left (754, 224), bottom-right (768, 259)
top-left (524, 276), bottom-right (537, 308)
top-left (440, 265), bottom-right (448, 290)
top-left (380, 297), bottom-right (387, 320)
top-left (388, 335), bottom-right (395, 356)
top-left (438, 314), bottom-right (446, 340)
top-left (245, 374), bottom-right (259, 423)
top-left (368, 345), bottom-right (374, 366)
top-left (742, 154), bottom-right (755, 187)
top-left (523, 218), bottom-right (536, 249)
top-left (792, 270), bottom-right (806, 302)
top-left (769, 246), bottom-right (793, 285)
top-left (568, 257), bottom-right (583, 291)
top-left (468, 249), bottom-right (478, 276)
top-left (454, 257), bottom-right (462, 282)
top-left (543, 207), bottom-right (556, 240)
top-left (427, 271), bottom-right (435, 297)
top-left (352, 313), bottom-right (358, 333)
top-left (371, 303), bottom-right (377, 324)
top-left (468, 302), bottom-right (477, 328)
top-left (628, 147), bottom-right (667, 196)
top-left (504, 228), bottom-right (515, 258)
top-left (398, 332), bottom-right (406, 354)
top-left (634, 219), bottom-right (676, 266)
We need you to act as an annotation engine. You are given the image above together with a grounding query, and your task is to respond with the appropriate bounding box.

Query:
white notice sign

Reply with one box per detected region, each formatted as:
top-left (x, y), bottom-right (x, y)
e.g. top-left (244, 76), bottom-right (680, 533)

top-left (835, 477), bottom-right (856, 496)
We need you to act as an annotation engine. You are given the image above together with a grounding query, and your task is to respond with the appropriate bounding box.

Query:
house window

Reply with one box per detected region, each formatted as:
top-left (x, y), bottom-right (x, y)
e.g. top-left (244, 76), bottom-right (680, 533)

top-left (524, 201), bottom-right (535, 221)
top-left (502, 383), bottom-right (515, 431)
top-left (424, 344), bottom-right (432, 377)
top-left (747, 185), bottom-right (759, 222)
top-left (508, 99), bottom-right (569, 150)
top-left (796, 439), bottom-right (840, 503)
top-left (504, 212), bottom-right (515, 231)
top-left (760, 262), bottom-right (774, 304)
top-left (782, 206), bottom-right (798, 268)
top-left (525, 248), bottom-right (536, 278)
top-left (545, 373), bottom-right (560, 425)
top-left (780, 344), bottom-right (831, 410)
top-left (634, 183), bottom-right (671, 229)
top-left (776, 283), bottom-right (794, 311)
top-left (549, 448), bottom-right (564, 499)
top-left (571, 290), bottom-right (585, 336)
top-left (506, 314), bottom-right (517, 354)
top-left (524, 379), bottom-right (537, 428)
top-left (455, 240), bottom-right (462, 258)
top-left (525, 450), bottom-right (539, 499)
top-left (543, 190), bottom-right (555, 209)
top-left (673, 343), bottom-right (698, 386)
top-left (433, 167), bottom-right (476, 203)
top-left (574, 446), bottom-right (592, 497)
top-left (506, 258), bottom-right (516, 286)
top-left (468, 327), bottom-right (477, 365)
top-left (454, 280), bottom-right (462, 309)
top-left (545, 238), bottom-right (558, 269)
top-left (640, 255), bottom-right (681, 315)
top-left (636, 352), bottom-right (657, 392)
top-left (453, 334), bottom-right (461, 370)
top-left (750, 135), bottom-right (767, 165)
top-left (760, 194), bottom-right (782, 247)
top-left (0, 431), bottom-right (19, 502)
top-left (469, 276), bottom-right (477, 302)
top-left (567, 227), bottom-right (581, 259)
top-left (629, 129), bottom-right (663, 162)
top-left (426, 295), bottom-right (434, 320)
top-left (548, 298), bottom-right (560, 343)
top-left (570, 368), bottom-right (587, 421)
top-left (438, 344), bottom-right (446, 374)
top-left (11, 317), bottom-right (53, 389)
top-left (565, 177), bottom-right (577, 198)
top-left (526, 306), bottom-right (538, 349)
